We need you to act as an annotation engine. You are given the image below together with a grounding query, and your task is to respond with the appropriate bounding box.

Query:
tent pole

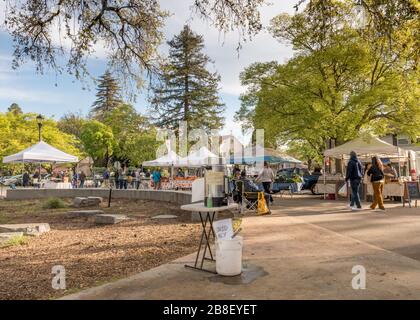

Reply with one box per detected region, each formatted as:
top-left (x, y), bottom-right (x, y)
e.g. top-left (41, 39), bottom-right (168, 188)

top-left (39, 162), bottom-right (41, 188)
top-left (323, 157), bottom-right (326, 200)
top-left (397, 146), bottom-right (403, 205)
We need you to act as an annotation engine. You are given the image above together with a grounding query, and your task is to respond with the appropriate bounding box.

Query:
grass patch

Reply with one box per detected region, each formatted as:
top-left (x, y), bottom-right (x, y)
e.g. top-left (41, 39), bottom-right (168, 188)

top-left (43, 197), bottom-right (67, 209)
top-left (3, 234), bottom-right (29, 247)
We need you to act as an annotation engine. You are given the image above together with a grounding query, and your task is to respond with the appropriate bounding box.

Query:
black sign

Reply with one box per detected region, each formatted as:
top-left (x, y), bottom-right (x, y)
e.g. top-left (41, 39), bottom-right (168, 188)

top-left (405, 181), bottom-right (420, 200)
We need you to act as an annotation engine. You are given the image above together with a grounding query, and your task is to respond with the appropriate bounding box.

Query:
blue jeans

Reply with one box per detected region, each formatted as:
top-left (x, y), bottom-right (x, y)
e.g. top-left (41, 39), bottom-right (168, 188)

top-left (350, 179), bottom-right (361, 208)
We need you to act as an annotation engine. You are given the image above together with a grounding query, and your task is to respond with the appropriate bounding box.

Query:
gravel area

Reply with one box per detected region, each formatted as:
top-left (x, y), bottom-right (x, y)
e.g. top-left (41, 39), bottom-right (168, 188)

top-left (0, 198), bottom-right (201, 300)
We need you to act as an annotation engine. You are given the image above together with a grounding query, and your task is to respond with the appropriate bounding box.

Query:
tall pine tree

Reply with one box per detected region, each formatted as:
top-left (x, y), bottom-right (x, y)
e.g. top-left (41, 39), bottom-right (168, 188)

top-left (151, 25), bottom-right (225, 132)
top-left (90, 71), bottom-right (122, 120)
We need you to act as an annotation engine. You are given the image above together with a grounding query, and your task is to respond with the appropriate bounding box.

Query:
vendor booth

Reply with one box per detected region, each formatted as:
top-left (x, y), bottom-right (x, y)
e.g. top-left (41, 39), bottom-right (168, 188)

top-left (2, 141), bottom-right (79, 189)
top-left (228, 145), bottom-right (302, 166)
top-left (320, 135), bottom-right (413, 201)
top-left (142, 147), bottom-right (223, 190)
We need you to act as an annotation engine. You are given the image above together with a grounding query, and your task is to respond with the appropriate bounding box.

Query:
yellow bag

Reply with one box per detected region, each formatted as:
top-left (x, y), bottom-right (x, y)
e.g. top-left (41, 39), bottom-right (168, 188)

top-left (257, 192), bottom-right (270, 215)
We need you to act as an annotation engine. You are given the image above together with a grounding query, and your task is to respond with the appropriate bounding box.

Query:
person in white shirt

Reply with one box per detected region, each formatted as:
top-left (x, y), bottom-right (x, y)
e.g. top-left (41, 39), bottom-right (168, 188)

top-left (256, 161), bottom-right (275, 203)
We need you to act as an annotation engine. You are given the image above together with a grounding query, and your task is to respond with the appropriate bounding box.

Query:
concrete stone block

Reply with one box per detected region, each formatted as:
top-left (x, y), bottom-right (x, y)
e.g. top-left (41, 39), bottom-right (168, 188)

top-left (0, 223), bottom-right (50, 236)
top-left (66, 210), bottom-right (104, 218)
top-left (0, 232), bottom-right (24, 243)
top-left (73, 196), bottom-right (101, 208)
top-left (151, 214), bottom-right (178, 220)
top-left (94, 214), bottom-right (128, 225)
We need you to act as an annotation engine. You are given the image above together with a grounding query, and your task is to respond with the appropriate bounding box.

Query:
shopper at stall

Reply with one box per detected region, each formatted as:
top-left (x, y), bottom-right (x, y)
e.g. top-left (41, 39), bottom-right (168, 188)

top-left (22, 171), bottom-right (30, 187)
top-left (232, 165), bottom-right (241, 177)
top-left (256, 161), bottom-right (275, 203)
top-left (176, 168), bottom-right (185, 177)
top-left (345, 151), bottom-right (364, 211)
top-left (152, 168), bottom-right (162, 190)
top-left (367, 156), bottom-right (385, 211)
top-left (126, 170), bottom-right (132, 189)
top-left (103, 168), bottom-right (110, 188)
top-left (79, 171), bottom-right (86, 188)
top-left (383, 163), bottom-right (398, 180)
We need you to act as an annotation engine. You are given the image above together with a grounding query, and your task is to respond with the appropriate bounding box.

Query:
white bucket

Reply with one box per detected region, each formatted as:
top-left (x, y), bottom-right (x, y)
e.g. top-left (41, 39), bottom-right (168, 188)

top-left (215, 236), bottom-right (243, 276)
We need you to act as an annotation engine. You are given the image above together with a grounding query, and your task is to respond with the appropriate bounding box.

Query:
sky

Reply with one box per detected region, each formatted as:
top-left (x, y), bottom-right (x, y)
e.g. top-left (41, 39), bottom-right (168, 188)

top-left (0, 0), bottom-right (297, 143)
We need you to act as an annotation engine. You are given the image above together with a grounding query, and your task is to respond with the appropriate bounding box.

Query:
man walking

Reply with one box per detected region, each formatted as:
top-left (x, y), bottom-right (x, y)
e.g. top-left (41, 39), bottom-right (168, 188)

top-left (345, 151), bottom-right (364, 210)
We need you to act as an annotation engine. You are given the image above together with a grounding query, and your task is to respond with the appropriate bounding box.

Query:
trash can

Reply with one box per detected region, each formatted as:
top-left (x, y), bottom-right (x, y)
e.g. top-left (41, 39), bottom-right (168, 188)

top-left (215, 236), bottom-right (243, 276)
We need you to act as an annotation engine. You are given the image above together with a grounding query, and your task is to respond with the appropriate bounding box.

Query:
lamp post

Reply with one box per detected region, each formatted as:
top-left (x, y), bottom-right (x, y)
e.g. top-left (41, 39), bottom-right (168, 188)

top-left (36, 114), bottom-right (44, 142)
top-left (36, 114), bottom-right (44, 184)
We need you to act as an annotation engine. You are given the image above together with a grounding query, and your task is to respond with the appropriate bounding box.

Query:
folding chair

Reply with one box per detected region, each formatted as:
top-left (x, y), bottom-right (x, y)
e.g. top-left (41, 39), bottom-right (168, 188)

top-left (235, 180), bottom-right (259, 215)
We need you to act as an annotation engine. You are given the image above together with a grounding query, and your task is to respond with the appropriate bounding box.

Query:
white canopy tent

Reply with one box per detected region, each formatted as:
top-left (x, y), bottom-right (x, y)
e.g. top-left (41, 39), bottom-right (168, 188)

top-left (322, 135), bottom-right (410, 200)
top-left (3, 141), bottom-right (79, 163)
top-left (142, 150), bottom-right (181, 167)
top-left (177, 146), bottom-right (224, 167)
top-left (324, 136), bottom-right (408, 159)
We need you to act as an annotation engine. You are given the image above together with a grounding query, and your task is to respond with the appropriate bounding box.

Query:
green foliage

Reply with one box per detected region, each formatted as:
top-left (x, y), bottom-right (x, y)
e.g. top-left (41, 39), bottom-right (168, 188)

top-left (7, 103), bottom-right (22, 115)
top-left (103, 104), bottom-right (160, 166)
top-left (237, 0), bottom-right (419, 163)
top-left (3, 234), bottom-right (29, 247)
top-left (42, 197), bottom-right (67, 209)
top-left (57, 111), bottom-right (86, 139)
top-left (80, 120), bottom-right (115, 165)
top-left (151, 25), bottom-right (225, 132)
top-left (90, 71), bottom-right (123, 120)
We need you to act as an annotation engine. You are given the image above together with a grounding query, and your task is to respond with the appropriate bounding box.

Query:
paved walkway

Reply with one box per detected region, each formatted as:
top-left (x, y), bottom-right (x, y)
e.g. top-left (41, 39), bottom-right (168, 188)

top-left (61, 196), bottom-right (420, 299)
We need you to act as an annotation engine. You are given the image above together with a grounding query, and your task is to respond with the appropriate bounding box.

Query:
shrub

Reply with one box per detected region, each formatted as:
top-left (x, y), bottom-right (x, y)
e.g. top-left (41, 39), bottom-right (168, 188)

top-left (43, 197), bottom-right (67, 209)
top-left (4, 234), bottom-right (28, 247)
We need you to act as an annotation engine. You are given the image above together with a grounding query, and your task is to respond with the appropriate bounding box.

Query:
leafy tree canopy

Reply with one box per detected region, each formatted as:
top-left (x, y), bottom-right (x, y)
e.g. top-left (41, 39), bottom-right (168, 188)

top-left (237, 0), bottom-right (419, 161)
top-left (103, 103), bottom-right (159, 166)
top-left (80, 120), bottom-right (115, 165)
top-left (0, 110), bottom-right (83, 171)
top-left (150, 25), bottom-right (225, 132)
top-left (3, 0), bottom-right (267, 94)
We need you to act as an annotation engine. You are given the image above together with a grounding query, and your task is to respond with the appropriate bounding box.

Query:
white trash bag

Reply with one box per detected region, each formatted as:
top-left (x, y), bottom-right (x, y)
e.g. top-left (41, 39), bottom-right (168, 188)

top-left (338, 183), bottom-right (348, 197)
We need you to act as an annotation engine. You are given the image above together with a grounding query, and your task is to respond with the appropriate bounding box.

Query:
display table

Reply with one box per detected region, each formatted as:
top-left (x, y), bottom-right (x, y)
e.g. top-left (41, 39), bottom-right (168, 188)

top-left (43, 182), bottom-right (73, 189)
top-left (314, 183), bottom-right (339, 194)
top-left (366, 182), bottom-right (404, 197)
top-left (173, 178), bottom-right (196, 190)
top-left (180, 202), bottom-right (238, 273)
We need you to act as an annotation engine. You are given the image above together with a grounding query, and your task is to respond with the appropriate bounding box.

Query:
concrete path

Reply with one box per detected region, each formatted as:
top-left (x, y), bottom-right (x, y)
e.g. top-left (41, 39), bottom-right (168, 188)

top-left (61, 196), bottom-right (420, 299)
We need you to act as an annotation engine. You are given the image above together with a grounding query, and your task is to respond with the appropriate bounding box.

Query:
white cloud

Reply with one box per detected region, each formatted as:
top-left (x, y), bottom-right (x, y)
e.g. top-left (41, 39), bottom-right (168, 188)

top-left (0, 86), bottom-right (63, 104)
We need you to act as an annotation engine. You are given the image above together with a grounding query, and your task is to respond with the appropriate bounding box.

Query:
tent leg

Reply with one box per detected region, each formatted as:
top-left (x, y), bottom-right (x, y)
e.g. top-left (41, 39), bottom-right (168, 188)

top-left (323, 157), bottom-right (326, 200)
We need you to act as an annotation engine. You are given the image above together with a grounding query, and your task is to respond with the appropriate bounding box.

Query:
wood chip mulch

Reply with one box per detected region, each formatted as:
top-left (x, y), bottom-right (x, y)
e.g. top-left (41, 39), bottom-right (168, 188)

top-left (0, 198), bottom-right (202, 300)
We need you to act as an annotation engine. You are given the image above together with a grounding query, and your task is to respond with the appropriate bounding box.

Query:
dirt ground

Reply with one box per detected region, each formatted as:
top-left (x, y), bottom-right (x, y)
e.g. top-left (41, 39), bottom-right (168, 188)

top-left (0, 198), bottom-right (202, 300)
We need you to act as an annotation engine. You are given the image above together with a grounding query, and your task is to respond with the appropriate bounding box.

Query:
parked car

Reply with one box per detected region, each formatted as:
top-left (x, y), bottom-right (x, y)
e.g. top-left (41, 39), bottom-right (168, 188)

top-left (276, 168), bottom-right (321, 194)
top-left (1, 174), bottom-right (23, 186)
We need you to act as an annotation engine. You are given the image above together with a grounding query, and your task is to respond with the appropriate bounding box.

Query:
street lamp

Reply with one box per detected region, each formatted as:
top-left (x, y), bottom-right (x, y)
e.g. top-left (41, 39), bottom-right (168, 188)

top-left (36, 114), bottom-right (44, 142)
top-left (36, 114), bottom-right (44, 185)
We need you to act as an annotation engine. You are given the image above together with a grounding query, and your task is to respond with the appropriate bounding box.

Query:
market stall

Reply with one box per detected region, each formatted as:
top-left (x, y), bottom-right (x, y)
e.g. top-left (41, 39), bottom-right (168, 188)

top-left (322, 135), bottom-right (411, 200)
top-left (228, 145), bottom-right (302, 166)
top-left (2, 141), bottom-right (79, 189)
top-left (177, 146), bottom-right (224, 167)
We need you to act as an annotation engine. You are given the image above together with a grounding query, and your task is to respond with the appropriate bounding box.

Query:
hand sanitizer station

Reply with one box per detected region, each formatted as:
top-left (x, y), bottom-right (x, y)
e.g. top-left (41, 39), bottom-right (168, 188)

top-left (204, 164), bottom-right (226, 207)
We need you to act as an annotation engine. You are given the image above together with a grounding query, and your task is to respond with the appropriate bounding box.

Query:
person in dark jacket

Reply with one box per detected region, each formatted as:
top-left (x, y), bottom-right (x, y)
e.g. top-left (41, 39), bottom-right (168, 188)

top-left (22, 172), bottom-right (30, 187)
top-left (367, 156), bottom-right (385, 211)
top-left (345, 151), bottom-right (364, 210)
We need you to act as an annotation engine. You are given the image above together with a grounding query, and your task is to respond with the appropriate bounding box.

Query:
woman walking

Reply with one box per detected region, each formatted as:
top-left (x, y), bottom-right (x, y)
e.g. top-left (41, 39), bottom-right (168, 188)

top-left (256, 161), bottom-right (275, 203)
top-left (367, 156), bottom-right (385, 211)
